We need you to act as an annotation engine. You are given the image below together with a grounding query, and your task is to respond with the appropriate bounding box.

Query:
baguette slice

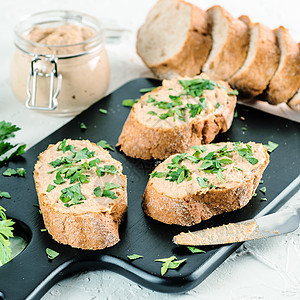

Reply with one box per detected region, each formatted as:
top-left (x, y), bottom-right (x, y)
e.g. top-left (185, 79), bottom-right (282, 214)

top-left (266, 27), bottom-right (300, 105)
top-left (143, 142), bottom-right (269, 226)
top-left (136, 0), bottom-right (212, 79)
top-left (202, 6), bottom-right (250, 81)
top-left (229, 17), bottom-right (280, 98)
top-left (117, 73), bottom-right (237, 160)
top-left (34, 139), bottom-right (127, 250)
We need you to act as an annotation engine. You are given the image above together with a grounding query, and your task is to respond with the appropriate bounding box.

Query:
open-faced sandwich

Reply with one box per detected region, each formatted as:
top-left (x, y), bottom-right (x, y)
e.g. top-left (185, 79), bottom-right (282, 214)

top-left (34, 139), bottom-right (127, 250)
top-left (117, 73), bottom-right (237, 160)
top-left (142, 142), bottom-right (269, 226)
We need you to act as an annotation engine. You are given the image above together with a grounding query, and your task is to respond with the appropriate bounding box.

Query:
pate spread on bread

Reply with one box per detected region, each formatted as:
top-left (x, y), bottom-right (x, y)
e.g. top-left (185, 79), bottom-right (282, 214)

top-left (117, 73), bottom-right (237, 160)
top-left (34, 139), bottom-right (127, 250)
top-left (142, 142), bottom-right (269, 226)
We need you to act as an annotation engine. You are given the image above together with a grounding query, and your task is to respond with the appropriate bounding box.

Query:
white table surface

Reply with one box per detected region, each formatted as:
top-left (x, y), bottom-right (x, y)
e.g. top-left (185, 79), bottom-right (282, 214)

top-left (1, 0), bottom-right (300, 299)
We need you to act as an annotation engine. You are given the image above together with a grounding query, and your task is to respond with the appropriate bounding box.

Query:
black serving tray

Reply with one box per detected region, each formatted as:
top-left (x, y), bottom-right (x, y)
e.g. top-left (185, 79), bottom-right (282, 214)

top-left (0, 78), bottom-right (299, 300)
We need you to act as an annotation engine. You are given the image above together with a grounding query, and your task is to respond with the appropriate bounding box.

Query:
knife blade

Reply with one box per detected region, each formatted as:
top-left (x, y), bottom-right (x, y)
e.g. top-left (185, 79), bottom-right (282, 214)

top-left (173, 206), bottom-right (300, 246)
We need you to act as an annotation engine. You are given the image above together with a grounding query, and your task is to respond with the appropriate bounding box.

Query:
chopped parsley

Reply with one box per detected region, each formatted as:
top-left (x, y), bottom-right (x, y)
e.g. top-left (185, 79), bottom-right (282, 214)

top-left (99, 108), bottom-right (107, 114)
top-left (197, 177), bottom-right (208, 188)
top-left (187, 246), bottom-right (206, 254)
top-left (122, 99), bottom-right (138, 107)
top-left (46, 184), bottom-right (56, 192)
top-left (259, 186), bottom-right (266, 194)
top-left (80, 122), bottom-right (87, 130)
top-left (94, 182), bottom-right (120, 199)
top-left (60, 183), bottom-right (86, 207)
top-left (155, 256), bottom-right (187, 276)
top-left (127, 254), bottom-right (143, 260)
top-left (144, 78), bottom-right (217, 122)
top-left (216, 102), bottom-right (220, 108)
top-left (96, 140), bottom-right (114, 151)
top-left (139, 87), bottom-right (157, 93)
top-left (46, 248), bottom-right (59, 260)
top-left (147, 111), bottom-right (157, 116)
top-left (261, 197), bottom-right (268, 201)
top-left (264, 141), bottom-right (279, 153)
top-left (2, 167), bottom-right (26, 177)
top-left (150, 171), bottom-right (166, 178)
top-left (0, 191), bottom-right (11, 199)
top-left (227, 89), bottom-right (239, 96)
top-left (150, 143), bottom-right (258, 186)
top-left (0, 206), bottom-right (14, 265)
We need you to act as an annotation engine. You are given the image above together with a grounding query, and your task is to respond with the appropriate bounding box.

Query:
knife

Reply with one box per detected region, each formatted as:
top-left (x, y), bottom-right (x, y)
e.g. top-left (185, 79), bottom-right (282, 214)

top-left (173, 206), bottom-right (300, 246)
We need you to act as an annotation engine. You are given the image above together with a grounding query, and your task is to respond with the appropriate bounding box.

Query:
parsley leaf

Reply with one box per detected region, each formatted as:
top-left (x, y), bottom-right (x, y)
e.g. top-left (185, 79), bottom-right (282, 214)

top-left (187, 246), bottom-right (206, 254)
top-left (53, 172), bottom-right (65, 185)
top-left (197, 177), bottom-right (208, 188)
top-left (0, 206), bottom-right (14, 265)
top-left (140, 87), bottom-right (157, 93)
top-left (122, 99), bottom-right (138, 107)
top-left (264, 141), bottom-right (279, 153)
top-left (60, 183), bottom-right (86, 207)
top-left (2, 167), bottom-right (26, 177)
top-left (99, 108), bottom-right (107, 114)
top-left (96, 140), bottom-right (114, 151)
top-left (46, 248), bottom-right (59, 260)
top-left (155, 256), bottom-right (187, 276)
top-left (80, 122), bottom-right (87, 130)
top-left (73, 148), bottom-right (95, 163)
top-left (46, 184), bottom-right (56, 192)
top-left (227, 89), bottom-right (239, 96)
top-left (150, 171), bottom-right (166, 178)
top-left (259, 186), bottom-right (266, 194)
top-left (94, 186), bottom-right (102, 197)
top-left (0, 191), bottom-right (11, 199)
top-left (127, 254), bottom-right (143, 260)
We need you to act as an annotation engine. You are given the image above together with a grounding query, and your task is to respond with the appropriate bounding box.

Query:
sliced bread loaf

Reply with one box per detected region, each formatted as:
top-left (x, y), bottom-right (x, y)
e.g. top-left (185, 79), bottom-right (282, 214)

top-left (117, 73), bottom-right (237, 160)
top-left (228, 18), bottom-right (280, 98)
top-left (202, 6), bottom-right (250, 81)
top-left (288, 86), bottom-right (300, 112)
top-left (142, 142), bottom-right (269, 226)
top-left (34, 139), bottom-right (127, 250)
top-left (266, 27), bottom-right (300, 105)
top-left (136, 0), bottom-right (212, 79)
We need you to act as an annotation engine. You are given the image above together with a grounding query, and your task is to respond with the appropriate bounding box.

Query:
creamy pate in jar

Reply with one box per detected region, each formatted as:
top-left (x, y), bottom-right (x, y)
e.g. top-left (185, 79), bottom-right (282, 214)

top-left (11, 11), bottom-right (110, 116)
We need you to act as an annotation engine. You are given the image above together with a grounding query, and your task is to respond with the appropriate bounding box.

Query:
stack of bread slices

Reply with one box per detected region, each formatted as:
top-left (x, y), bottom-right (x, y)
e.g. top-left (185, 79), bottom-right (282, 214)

top-left (136, 0), bottom-right (300, 111)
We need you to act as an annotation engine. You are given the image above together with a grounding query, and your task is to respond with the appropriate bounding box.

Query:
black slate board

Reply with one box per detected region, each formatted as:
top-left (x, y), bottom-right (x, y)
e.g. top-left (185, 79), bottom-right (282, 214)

top-left (0, 78), bottom-right (299, 300)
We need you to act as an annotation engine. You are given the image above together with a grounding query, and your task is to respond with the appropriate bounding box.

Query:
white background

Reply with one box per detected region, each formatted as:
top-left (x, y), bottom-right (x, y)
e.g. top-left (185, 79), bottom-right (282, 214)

top-left (1, 1), bottom-right (300, 299)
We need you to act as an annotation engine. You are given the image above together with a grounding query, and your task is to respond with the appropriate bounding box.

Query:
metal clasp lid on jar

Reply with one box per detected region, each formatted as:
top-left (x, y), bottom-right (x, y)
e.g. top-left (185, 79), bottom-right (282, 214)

top-left (26, 54), bottom-right (62, 111)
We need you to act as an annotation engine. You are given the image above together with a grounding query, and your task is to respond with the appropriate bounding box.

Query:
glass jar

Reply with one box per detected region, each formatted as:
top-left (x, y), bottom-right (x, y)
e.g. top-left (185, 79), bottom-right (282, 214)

top-left (11, 10), bottom-right (110, 116)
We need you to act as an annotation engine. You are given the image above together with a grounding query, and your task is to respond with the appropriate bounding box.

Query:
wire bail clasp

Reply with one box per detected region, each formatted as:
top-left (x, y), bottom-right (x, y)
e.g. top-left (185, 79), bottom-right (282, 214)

top-left (25, 54), bottom-right (62, 111)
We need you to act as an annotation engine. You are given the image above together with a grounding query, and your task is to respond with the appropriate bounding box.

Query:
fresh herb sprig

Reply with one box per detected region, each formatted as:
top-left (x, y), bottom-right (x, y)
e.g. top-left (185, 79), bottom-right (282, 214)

top-left (0, 206), bottom-right (15, 265)
top-left (0, 121), bottom-right (26, 167)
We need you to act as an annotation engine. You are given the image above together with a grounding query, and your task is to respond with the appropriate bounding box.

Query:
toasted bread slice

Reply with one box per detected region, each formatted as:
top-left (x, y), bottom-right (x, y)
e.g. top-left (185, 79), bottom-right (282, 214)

top-left (34, 139), bottom-right (127, 250)
top-left (288, 86), bottom-right (300, 112)
top-left (266, 27), bottom-right (300, 105)
top-left (117, 73), bottom-right (237, 160)
top-left (142, 142), bottom-right (269, 226)
top-left (136, 0), bottom-right (212, 79)
top-left (202, 6), bottom-right (250, 81)
top-left (229, 18), bottom-right (280, 97)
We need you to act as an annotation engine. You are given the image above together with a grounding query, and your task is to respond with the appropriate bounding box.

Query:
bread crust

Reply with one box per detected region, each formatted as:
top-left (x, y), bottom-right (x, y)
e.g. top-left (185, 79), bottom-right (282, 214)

top-left (266, 27), bottom-right (300, 105)
top-left (229, 20), bottom-right (280, 98)
top-left (117, 87), bottom-right (236, 161)
top-left (142, 143), bottom-right (269, 226)
top-left (202, 6), bottom-right (250, 81)
top-left (137, 0), bottom-right (212, 79)
top-left (288, 86), bottom-right (300, 112)
top-left (34, 140), bottom-right (127, 250)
